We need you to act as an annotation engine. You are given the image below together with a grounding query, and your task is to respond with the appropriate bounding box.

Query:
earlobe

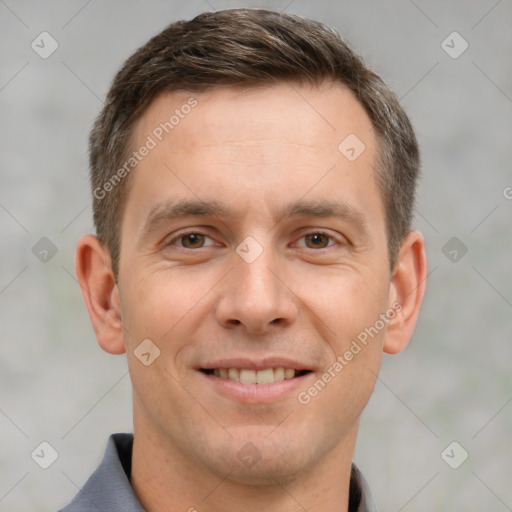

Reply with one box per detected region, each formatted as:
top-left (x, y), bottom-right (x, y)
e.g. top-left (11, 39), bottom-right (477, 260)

top-left (383, 231), bottom-right (427, 354)
top-left (75, 234), bottom-right (126, 355)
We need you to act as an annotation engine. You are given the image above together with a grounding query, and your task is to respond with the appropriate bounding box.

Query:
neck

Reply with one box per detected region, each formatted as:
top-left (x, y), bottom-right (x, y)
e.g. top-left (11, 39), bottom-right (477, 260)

top-left (131, 415), bottom-right (358, 512)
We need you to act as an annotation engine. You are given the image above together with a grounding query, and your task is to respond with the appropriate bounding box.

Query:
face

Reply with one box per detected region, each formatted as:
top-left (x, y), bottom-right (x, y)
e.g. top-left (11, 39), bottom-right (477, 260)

top-left (117, 83), bottom-right (394, 483)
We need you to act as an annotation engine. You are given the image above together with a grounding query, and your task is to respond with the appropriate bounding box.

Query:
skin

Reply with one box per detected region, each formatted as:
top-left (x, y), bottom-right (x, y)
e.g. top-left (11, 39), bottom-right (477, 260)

top-left (76, 82), bottom-right (427, 512)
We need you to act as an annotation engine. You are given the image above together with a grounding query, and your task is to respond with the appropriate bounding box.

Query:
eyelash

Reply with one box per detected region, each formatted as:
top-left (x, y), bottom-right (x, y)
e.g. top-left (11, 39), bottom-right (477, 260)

top-left (166, 230), bottom-right (342, 250)
top-left (170, 231), bottom-right (217, 248)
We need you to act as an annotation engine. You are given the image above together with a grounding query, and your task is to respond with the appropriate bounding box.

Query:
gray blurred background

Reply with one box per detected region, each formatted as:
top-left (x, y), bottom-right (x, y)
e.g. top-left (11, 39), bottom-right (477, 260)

top-left (1, 1), bottom-right (511, 510)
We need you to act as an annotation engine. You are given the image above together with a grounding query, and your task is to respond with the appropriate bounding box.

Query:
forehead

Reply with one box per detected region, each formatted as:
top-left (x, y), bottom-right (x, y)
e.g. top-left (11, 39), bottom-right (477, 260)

top-left (126, 82), bottom-right (381, 225)
top-left (134, 82), bottom-right (374, 155)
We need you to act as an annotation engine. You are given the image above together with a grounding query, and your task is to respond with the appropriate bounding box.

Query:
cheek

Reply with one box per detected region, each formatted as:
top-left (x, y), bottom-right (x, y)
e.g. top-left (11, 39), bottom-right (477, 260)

top-left (292, 265), bottom-right (390, 340)
top-left (291, 264), bottom-right (389, 408)
top-left (119, 267), bottom-right (217, 350)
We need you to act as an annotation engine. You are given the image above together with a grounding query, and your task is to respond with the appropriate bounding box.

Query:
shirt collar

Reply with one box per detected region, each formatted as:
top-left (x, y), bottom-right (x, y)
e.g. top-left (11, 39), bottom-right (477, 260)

top-left (60, 433), bottom-right (377, 512)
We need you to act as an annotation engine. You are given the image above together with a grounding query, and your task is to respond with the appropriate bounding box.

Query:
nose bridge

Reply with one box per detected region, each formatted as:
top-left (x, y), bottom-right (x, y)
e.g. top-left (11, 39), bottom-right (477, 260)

top-left (215, 244), bottom-right (297, 331)
top-left (238, 250), bottom-right (278, 302)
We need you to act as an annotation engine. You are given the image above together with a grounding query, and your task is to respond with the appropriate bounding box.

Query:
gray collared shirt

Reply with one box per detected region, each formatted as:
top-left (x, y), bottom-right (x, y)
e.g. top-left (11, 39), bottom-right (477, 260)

top-left (59, 433), bottom-right (377, 512)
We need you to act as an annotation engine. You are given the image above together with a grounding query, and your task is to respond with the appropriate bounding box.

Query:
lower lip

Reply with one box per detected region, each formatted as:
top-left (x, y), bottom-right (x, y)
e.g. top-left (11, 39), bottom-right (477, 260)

top-left (198, 371), bottom-right (314, 404)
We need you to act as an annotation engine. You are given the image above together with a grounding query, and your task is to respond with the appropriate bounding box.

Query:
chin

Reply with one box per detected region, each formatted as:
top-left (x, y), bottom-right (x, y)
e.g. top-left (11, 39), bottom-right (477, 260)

top-left (198, 433), bottom-right (323, 487)
top-left (217, 452), bottom-right (308, 487)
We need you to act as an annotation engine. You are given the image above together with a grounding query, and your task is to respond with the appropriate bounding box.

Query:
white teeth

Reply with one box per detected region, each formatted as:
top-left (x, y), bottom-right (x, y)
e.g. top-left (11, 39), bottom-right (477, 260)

top-left (211, 367), bottom-right (302, 384)
top-left (239, 369), bottom-right (257, 384)
top-left (256, 368), bottom-right (274, 384)
top-left (228, 368), bottom-right (240, 381)
top-left (284, 368), bottom-right (295, 379)
top-left (274, 367), bottom-right (285, 381)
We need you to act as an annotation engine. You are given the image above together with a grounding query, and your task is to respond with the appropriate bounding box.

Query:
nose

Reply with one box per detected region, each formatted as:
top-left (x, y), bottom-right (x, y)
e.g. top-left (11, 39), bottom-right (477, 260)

top-left (214, 250), bottom-right (299, 334)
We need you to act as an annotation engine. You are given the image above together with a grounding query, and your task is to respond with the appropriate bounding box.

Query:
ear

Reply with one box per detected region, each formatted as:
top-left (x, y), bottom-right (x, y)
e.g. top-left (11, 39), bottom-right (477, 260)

top-left (75, 234), bottom-right (126, 355)
top-left (383, 231), bottom-right (427, 354)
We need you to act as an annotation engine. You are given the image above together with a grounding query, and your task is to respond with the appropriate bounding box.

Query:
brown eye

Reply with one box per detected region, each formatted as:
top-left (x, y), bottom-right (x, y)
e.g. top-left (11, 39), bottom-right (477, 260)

top-left (304, 233), bottom-right (330, 249)
top-left (180, 233), bottom-right (206, 248)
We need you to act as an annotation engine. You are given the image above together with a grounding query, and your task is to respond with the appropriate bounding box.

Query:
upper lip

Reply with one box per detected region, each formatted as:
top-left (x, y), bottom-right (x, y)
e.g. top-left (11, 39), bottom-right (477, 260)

top-left (198, 356), bottom-right (315, 372)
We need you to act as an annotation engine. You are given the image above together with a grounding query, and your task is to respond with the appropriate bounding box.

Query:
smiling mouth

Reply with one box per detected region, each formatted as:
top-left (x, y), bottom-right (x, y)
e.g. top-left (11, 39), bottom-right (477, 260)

top-left (200, 367), bottom-right (312, 384)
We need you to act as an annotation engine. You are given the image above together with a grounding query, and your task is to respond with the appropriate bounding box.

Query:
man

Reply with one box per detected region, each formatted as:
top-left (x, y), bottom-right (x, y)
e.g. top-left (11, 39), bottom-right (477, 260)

top-left (63, 8), bottom-right (426, 512)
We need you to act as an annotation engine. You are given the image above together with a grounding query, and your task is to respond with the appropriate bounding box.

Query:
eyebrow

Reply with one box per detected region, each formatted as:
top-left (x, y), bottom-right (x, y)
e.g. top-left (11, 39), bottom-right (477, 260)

top-left (278, 200), bottom-right (370, 239)
top-left (140, 199), bottom-right (232, 239)
top-left (139, 198), bottom-right (370, 240)
top-left (282, 200), bottom-right (367, 224)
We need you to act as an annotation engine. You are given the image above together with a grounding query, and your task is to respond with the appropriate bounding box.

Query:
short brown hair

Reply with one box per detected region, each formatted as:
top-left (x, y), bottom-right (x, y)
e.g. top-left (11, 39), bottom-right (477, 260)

top-left (89, 8), bottom-right (419, 276)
